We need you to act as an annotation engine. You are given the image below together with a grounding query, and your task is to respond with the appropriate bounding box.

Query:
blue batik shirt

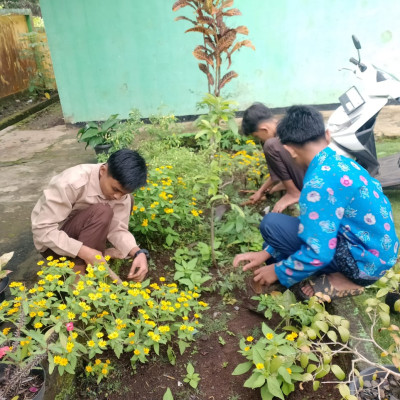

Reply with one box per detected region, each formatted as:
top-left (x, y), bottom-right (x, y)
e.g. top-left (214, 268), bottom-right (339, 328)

top-left (273, 147), bottom-right (399, 287)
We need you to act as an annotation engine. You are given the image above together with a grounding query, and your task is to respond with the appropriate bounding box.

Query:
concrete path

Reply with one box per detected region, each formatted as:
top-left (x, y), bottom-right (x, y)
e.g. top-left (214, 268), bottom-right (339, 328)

top-left (0, 124), bottom-right (95, 285)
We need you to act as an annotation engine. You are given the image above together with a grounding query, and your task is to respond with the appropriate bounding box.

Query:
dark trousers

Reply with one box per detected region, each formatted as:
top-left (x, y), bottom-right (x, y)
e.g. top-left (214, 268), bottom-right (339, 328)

top-left (41, 203), bottom-right (114, 265)
top-left (259, 213), bottom-right (375, 286)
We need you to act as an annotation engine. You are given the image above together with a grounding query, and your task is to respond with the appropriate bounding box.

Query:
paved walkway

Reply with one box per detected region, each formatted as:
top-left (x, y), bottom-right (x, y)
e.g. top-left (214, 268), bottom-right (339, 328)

top-left (0, 124), bottom-right (94, 284)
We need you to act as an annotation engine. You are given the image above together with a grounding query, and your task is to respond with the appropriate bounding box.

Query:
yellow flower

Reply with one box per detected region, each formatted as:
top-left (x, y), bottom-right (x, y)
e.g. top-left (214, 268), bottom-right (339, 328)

top-left (159, 277), bottom-right (165, 282)
top-left (96, 332), bottom-right (104, 338)
top-left (108, 332), bottom-right (119, 340)
top-left (34, 322), bottom-right (43, 329)
top-left (191, 210), bottom-right (199, 217)
top-left (286, 332), bottom-right (298, 341)
top-left (87, 340), bottom-right (96, 347)
top-left (58, 304), bottom-right (67, 310)
top-left (164, 208), bottom-right (174, 214)
top-left (68, 312), bottom-right (75, 320)
top-left (256, 363), bottom-right (264, 370)
top-left (98, 340), bottom-right (107, 347)
top-left (66, 342), bottom-right (74, 353)
top-left (244, 346), bottom-right (250, 351)
top-left (144, 348), bottom-right (150, 355)
top-left (46, 292), bottom-right (54, 298)
top-left (2, 327), bottom-right (11, 335)
top-left (134, 349), bottom-right (140, 356)
top-left (95, 254), bottom-right (102, 260)
top-left (246, 336), bottom-right (254, 342)
top-left (101, 368), bottom-right (108, 374)
top-left (86, 365), bottom-right (93, 373)
top-left (37, 261), bottom-right (44, 266)
top-left (38, 311), bottom-right (44, 317)
top-left (287, 368), bottom-right (292, 374)
top-left (266, 333), bottom-right (274, 340)
top-left (82, 312), bottom-right (88, 318)
top-left (29, 312), bottom-right (37, 318)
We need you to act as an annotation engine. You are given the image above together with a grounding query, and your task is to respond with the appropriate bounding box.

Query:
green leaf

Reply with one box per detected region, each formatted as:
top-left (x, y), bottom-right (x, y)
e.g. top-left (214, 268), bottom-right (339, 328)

top-left (327, 330), bottom-right (338, 342)
top-left (376, 288), bottom-right (389, 297)
top-left (338, 326), bottom-right (350, 342)
top-left (315, 321), bottom-right (329, 333)
top-left (313, 380), bottom-right (320, 391)
top-left (395, 299), bottom-right (400, 312)
top-left (178, 340), bottom-right (190, 355)
top-left (267, 376), bottom-right (284, 399)
top-left (232, 361), bottom-right (253, 375)
top-left (244, 372), bottom-right (266, 389)
top-left (338, 383), bottom-right (350, 397)
top-left (163, 388), bottom-right (174, 400)
top-left (260, 385), bottom-right (274, 400)
top-left (331, 364), bottom-right (345, 380)
top-left (187, 362), bottom-right (195, 375)
top-left (379, 311), bottom-right (390, 327)
top-left (167, 345), bottom-right (176, 366)
top-left (166, 234), bottom-right (174, 246)
top-left (300, 353), bottom-right (309, 369)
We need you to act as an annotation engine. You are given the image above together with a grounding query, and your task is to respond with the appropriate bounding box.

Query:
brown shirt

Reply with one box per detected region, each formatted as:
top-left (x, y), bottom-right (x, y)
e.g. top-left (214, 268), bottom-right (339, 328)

top-left (31, 164), bottom-right (137, 258)
top-left (263, 137), bottom-right (305, 190)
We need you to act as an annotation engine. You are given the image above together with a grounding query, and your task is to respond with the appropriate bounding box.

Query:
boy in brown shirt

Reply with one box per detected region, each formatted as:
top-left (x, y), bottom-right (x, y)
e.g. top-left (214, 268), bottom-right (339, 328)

top-left (241, 103), bottom-right (305, 212)
top-left (31, 149), bottom-right (149, 282)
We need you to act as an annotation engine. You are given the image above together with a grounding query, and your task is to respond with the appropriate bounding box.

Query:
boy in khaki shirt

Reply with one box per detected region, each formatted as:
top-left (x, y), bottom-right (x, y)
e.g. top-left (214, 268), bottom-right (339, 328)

top-left (31, 149), bottom-right (149, 281)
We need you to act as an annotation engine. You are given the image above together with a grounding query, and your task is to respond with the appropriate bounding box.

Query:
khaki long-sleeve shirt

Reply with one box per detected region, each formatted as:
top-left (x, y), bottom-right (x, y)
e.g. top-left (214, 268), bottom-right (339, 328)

top-left (31, 164), bottom-right (137, 258)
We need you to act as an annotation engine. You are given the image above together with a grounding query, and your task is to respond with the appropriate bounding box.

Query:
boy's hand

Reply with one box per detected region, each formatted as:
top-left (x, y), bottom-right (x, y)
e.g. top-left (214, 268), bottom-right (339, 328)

top-left (233, 250), bottom-right (270, 271)
top-left (127, 253), bottom-right (148, 282)
top-left (249, 190), bottom-right (264, 203)
top-left (253, 264), bottom-right (278, 286)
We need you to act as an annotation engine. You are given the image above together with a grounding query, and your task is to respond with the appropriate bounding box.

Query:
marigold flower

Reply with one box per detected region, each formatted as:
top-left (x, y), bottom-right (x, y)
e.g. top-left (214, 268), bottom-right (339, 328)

top-left (2, 328), bottom-right (11, 335)
top-left (256, 363), bottom-right (264, 369)
top-left (246, 336), bottom-right (254, 342)
top-left (266, 333), bottom-right (274, 340)
top-left (134, 349), bottom-right (140, 355)
top-left (287, 368), bottom-right (292, 374)
top-left (98, 340), bottom-right (107, 347)
top-left (85, 365), bottom-right (93, 373)
top-left (34, 322), bottom-right (43, 329)
top-left (68, 312), bottom-right (75, 320)
top-left (108, 332), bottom-right (119, 340)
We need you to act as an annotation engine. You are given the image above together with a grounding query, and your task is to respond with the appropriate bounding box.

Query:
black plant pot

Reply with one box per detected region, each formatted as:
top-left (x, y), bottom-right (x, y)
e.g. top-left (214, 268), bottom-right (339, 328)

top-left (385, 291), bottom-right (400, 313)
top-left (94, 144), bottom-right (112, 155)
top-left (0, 275), bottom-right (9, 303)
top-left (349, 365), bottom-right (399, 396)
top-left (0, 363), bottom-right (45, 400)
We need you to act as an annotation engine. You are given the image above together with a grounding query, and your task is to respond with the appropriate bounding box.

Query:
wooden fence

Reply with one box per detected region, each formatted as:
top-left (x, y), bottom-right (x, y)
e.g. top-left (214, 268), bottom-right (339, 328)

top-left (0, 10), bottom-right (55, 99)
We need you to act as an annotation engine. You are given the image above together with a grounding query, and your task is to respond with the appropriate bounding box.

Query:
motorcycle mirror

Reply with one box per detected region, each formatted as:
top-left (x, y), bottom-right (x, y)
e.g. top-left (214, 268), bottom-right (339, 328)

top-left (352, 35), bottom-right (361, 50)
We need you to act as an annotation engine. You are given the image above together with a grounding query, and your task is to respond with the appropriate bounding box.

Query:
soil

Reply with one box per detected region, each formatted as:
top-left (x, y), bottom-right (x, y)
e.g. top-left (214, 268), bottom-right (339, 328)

top-left (15, 101), bottom-right (64, 130)
top-left (0, 91), bottom-right (43, 121)
top-left (71, 257), bottom-right (345, 400)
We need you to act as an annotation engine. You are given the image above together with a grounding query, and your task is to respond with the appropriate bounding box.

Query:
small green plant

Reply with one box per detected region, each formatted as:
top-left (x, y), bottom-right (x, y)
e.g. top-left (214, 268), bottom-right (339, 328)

top-left (174, 258), bottom-right (212, 290)
top-left (218, 335), bottom-right (226, 346)
top-left (183, 362), bottom-right (200, 389)
top-left (163, 387), bottom-right (174, 400)
top-left (77, 114), bottom-right (119, 149)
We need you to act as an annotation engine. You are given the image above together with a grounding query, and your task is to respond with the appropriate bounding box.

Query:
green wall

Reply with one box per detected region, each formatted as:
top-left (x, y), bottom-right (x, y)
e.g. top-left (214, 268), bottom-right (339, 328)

top-left (40, 0), bottom-right (400, 122)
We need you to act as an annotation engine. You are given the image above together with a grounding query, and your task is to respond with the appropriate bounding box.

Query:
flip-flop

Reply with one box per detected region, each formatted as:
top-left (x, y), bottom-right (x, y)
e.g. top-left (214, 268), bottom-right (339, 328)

top-left (292, 274), bottom-right (365, 302)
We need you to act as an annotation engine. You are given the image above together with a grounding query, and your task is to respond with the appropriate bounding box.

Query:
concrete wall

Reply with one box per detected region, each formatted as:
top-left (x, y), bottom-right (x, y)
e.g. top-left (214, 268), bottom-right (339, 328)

top-left (40, 0), bottom-right (400, 122)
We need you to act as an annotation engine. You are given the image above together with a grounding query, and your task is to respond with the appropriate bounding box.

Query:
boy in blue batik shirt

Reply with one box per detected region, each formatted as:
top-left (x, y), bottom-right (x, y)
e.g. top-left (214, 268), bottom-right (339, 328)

top-left (234, 105), bottom-right (399, 300)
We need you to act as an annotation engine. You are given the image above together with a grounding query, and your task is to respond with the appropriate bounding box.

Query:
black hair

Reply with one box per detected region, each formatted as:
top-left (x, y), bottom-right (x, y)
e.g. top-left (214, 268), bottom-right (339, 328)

top-left (241, 102), bottom-right (274, 136)
top-left (107, 149), bottom-right (147, 192)
top-left (277, 105), bottom-right (325, 145)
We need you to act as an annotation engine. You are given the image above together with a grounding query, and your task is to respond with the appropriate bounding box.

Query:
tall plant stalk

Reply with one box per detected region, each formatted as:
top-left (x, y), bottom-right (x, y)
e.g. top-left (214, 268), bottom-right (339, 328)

top-left (173, 0), bottom-right (255, 96)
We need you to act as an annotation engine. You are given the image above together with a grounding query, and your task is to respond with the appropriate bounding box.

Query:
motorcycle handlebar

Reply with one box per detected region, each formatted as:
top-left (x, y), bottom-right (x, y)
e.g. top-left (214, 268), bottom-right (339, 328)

top-left (349, 57), bottom-right (358, 65)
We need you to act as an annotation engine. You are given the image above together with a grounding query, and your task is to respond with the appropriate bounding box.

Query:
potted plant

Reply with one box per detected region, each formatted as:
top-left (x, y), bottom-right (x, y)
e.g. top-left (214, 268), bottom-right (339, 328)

top-left (77, 114), bottom-right (120, 155)
top-left (0, 252), bottom-right (13, 303)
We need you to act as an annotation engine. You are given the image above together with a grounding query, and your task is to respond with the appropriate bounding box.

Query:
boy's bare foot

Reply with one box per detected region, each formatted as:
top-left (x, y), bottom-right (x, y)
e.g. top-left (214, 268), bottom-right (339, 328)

top-left (301, 272), bottom-right (363, 297)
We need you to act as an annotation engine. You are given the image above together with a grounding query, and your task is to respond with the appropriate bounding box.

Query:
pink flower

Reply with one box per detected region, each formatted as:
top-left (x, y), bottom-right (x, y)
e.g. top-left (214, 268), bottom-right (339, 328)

top-left (373, 191), bottom-right (379, 199)
top-left (369, 249), bottom-right (380, 257)
top-left (309, 212), bottom-right (319, 220)
top-left (327, 188), bottom-right (334, 195)
top-left (384, 223), bottom-right (391, 231)
top-left (340, 175), bottom-right (353, 187)
top-left (360, 176), bottom-right (368, 185)
top-left (0, 346), bottom-right (11, 359)
top-left (311, 259), bottom-right (323, 267)
top-left (285, 268), bottom-right (293, 276)
top-left (328, 238), bottom-right (337, 249)
top-left (66, 322), bottom-right (74, 332)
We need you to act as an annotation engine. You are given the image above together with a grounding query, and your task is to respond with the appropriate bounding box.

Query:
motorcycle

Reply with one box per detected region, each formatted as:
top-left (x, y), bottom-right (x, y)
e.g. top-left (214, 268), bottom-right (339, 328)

top-left (327, 35), bottom-right (400, 187)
